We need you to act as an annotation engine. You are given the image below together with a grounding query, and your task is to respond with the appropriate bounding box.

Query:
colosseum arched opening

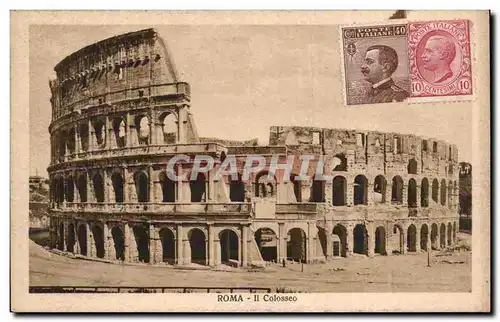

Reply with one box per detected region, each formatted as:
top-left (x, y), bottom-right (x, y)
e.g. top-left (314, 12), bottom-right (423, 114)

top-left (408, 179), bottom-right (417, 208)
top-left (332, 224), bottom-right (347, 257)
top-left (159, 228), bottom-right (175, 265)
top-left (353, 224), bottom-right (368, 255)
top-left (254, 228), bottom-right (277, 262)
top-left (66, 223), bottom-right (75, 253)
top-left (78, 123), bottom-right (89, 151)
top-left (92, 173), bottom-right (105, 203)
top-left (65, 176), bottom-right (74, 202)
top-left (291, 174), bottom-right (302, 202)
top-left (134, 171), bottom-right (149, 203)
top-left (112, 117), bottom-right (127, 148)
top-left (421, 178), bottom-right (429, 207)
top-left (431, 223), bottom-right (439, 250)
top-left (354, 175), bottom-right (368, 205)
top-left (188, 228), bottom-right (206, 265)
top-left (374, 226), bottom-right (386, 255)
top-left (391, 176), bottom-right (403, 204)
top-left (287, 228), bottom-right (306, 262)
top-left (333, 153), bottom-right (347, 171)
top-left (229, 175), bottom-right (245, 202)
top-left (160, 112), bottom-right (177, 144)
top-left (133, 224), bottom-right (150, 263)
top-left (311, 175), bottom-right (325, 203)
top-left (91, 117), bottom-right (106, 148)
top-left (135, 115), bottom-right (150, 146)
top-left (447, 222), bottom-right (453, 246)
top-left (111, 226), bottom-right (125, 261)
top-left (76, 174), bottom-right (87, 202)
top-left (220, 229), bottom-right (239, 265)
top-left (440, 179), bottom-right (447, 206)
top-left (420, 224), bottom-right (429, 251)
top-left (332, 176), bottom-right (347, 206)
top-left (57, 222), bottom-right (64, 250)
top-left (111, 172), bottom-right (125, 203)
top-left (373, 175), bottom-right (387, 204)
top-left (159, 171), bottom-right (176, 202)
top-left (190, 173), bottom-right (206, 202)
top-left (407, 224), bottom-right (417, 252)
top-left (77, 224), bottom-right (87, 256)
top-left (91, 224), bottom-right (105, 259)
top-left (392, 225), bottom-right (404, 254)
top-left (316, 228), bottom-right (327, 257)
top-left (432, 179), bottom-right (439, 203)
top-left (440, 223), bottom-right (446, 248)
top-left (407, 158), bottom-right (418, 174)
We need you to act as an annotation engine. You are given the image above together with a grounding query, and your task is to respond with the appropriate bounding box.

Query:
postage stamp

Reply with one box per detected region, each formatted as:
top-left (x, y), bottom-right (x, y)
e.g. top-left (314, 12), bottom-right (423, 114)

top-left (341, 24), bottom-right (411, 105)
top-left (408, 20), bottom-right (472, 98)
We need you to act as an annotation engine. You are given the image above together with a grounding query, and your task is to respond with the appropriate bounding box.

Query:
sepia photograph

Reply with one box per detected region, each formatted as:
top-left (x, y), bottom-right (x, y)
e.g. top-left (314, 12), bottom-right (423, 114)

top-left (11, 10), bottom-right (490, 312)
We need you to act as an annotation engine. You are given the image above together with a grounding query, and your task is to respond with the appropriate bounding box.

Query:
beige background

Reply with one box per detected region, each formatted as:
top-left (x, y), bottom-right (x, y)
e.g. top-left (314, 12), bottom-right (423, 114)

top-left (12, 10), bottom-right (490, 312)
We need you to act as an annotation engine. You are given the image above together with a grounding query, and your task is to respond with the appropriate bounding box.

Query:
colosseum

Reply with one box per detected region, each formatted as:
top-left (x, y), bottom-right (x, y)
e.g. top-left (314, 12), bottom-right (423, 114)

top-left (47, 28), bottom-right (460, 268)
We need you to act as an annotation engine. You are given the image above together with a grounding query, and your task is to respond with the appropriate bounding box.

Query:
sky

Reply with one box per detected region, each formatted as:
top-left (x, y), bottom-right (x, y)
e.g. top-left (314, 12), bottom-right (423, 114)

top-left (29, 24), bottom-right (473, 177)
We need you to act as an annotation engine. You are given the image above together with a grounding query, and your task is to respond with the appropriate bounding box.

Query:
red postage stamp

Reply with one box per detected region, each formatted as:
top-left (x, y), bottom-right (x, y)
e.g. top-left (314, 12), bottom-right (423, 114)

top-left (408, 20), bottom-right (472, 98)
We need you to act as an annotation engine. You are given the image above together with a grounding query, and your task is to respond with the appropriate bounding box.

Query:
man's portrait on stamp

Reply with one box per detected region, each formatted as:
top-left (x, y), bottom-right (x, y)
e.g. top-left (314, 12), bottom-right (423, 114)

top-left (342, 24), bottom-right (410, 105)
top-left (409, 20), bottom-right (472, 98)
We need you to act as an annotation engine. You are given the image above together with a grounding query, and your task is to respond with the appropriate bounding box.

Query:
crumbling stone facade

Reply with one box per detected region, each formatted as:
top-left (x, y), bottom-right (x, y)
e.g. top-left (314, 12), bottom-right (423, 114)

top-left (47, 29), bottom-right (460, 267)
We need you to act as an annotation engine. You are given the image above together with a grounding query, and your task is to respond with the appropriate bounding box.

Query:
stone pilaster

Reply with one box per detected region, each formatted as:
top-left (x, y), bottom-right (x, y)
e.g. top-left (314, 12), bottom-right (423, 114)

top-left (367, 183), bottom-right (374, 206)
top-left (415, 225), bottom-right (421, 252)
top-left (208, 224), bottom-right (215, 266)
top-left (124, 222), bottom-right (131, 262)
top-left (176, 225), bottom-right (184, 265)
top-left (346, 182), bottom-right (354, 206)
top-left (366, 222), bottom-right (375, 257)
top-left (242, 225), bottom-right (249, 267)
top-left (278, 222), bottom-right (286, 263)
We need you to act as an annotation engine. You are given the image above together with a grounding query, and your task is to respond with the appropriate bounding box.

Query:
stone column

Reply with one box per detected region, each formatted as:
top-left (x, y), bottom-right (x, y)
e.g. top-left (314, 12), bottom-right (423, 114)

top-left (346, 223), bottom-right (354, 257)
top-left (367, 222), bottom-right (375, 257)
top-left (367, 183), bottom-right (374, 206)
top-left (401, 225), bottom-right (407, 254)
top-left (74, 124), bottom-right (80, 154)
top-left (176, 225), bottom-right (184, 265)
top-left (87, 222), bottom-right (94, 258)
top-left (177, 105), bottom-right (185, 144)
top-left (128, 225), bottom-right (138, 263)
top-left (74, 223), bottom-right (81, 255)
top-left (346, 182), bottom-right (354, 206)
top-left (242, 225), bottom-right (249, 267)
top-left (214, 235), bottom-right (221, 266)
top-left (415, 184), bottom-right (421, 209)
top-left (402, 184), bottom-right (408, 206)
top-left (103, 222), bottom-right (110, 259)
top-left (123, 166), bottom-right (130, 203)
top-left (103, 169), bottom-right (109, 204)
top-left (149, 225), bottom-right (157, 264)
top-left (208, 224), bottom-right (215, 266)
top-left (324, 181), bottom-right (333, 205)
top-left (124, 222), bottom-right (131, 263)
top-left (415, 225), bottom-right (421, 252)
top-left (326, 232), bottom-right (333, 258)
top-left (105, 115), bottom-right (110, 149)
top-left (126, 112), bottom-right (132, 147)
top-left (107, 223), bottom-right (116, 260)
top-left (148, 165), bottom-right (154, 203)
top-left (307, 222), bottom-right (316, 263)
top-left (278, 222), bottom-right (286, 263)
top-left (385, 223), bottom-right (393, 256)
top-left (88, 119), bottom-right (94, 152)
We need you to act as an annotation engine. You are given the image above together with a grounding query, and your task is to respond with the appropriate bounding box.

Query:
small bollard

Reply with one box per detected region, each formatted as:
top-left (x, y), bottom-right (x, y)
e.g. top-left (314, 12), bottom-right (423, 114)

top-left (282, 258), bottom-right (286, 268)
top-left (427, 249), bottom-right (431, 267)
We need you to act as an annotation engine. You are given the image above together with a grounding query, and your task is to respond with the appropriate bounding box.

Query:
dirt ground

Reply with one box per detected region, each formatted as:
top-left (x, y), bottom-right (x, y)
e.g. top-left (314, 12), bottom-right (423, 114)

top-left (29, 233), bottom-right (472, 293)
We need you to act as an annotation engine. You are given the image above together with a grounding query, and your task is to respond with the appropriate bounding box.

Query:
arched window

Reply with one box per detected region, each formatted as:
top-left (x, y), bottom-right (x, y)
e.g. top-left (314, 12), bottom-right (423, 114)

top-left (421, 178), bottom-right (429, 207)
top-left (111, 172), bottom-right (124, 203)
top-left (255, 172), bottom-right (276, 199)
top-left (332, 176), bottom-right (346, 206)
top-left (391, 176), bottom-right (403, 204)
top-left (92, 173), bottom-right (105, 203)
top-left (92, 117), bottom-right (106, 148)
top-left (373, 175), bottom-right (387, 204)
top-left (332, 154), bottom-right (347, 171)
top-left (135, 115), bottom-right (150, 145)
top-left (65, 176), bottom-right (74, 202)
top-left (310, 175), bottom-right (325, 203)
top-left (408, 178), bottom-right (417, 208)
top-left (432, 179), bottom-right (439, 203)
top-left (112, 117), bottom-right (126, 148)
top-left (77, 174), bottom-right (87, 202)
top-left (159, 171), bottom-right (175, 202)
top-left (134, 171), bottom-right (149, 202)
top-left (440, 179), bottom-right (447, 206)
top-left (79, 123), bottom-right (89, 151)
top-left (354, 175), bottom-right (368, 205)
top-left (190, 173), bottom-right (206, 202)
top-left (229, 175), bottom-right (245, 202)
top-left (407, 158), bottom-right (418, 174)
top-left (160, 112), bottom-right (177, 144)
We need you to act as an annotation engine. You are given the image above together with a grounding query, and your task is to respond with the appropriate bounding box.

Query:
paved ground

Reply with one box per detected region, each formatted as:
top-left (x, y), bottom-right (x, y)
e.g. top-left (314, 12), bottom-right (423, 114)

top-left (30, 233), bottom-right (471, 293)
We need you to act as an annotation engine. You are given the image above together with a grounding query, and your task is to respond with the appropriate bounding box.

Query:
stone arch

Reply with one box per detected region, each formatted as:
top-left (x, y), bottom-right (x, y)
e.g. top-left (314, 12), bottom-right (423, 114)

top-left (354, 175), bottom-right (368, 205)
top-left (310, 175), bottom-right (325, 203)
top-left (91, 223), bottom-right (105, 258)
top-left (432, 179), bottom-right (439, 203)
top-left (332, 176), bottom-right (347, 206)
top-left (57, 222), bottom-right (64, 250)
top-left (407, 224), bottom-right (417, 252)
top-left (440, 179), bottom-right (447, 206)
top-left (255, 171), bottom-right (276, 199)
top-left (393, 224), bottom-right (405, 254)
top-left (453, 221), bottom-right (457, 243)
top-left (332, 224), bottom-right (348, 257)
top-left (353, 224), bottom-right (368, 255)
top-left (447, 222), bottom-right (452, 246)
top-left (92, 173), bottom-right (105, 203)
top-left (391, 175), bottom-right (403, 204)
top-left (54, 176), bottom-right (65, 203)
top-left (79, 123), bottom-right (89, 151)
top-left (112, 117), bottom-right (127, 148)
top-left (77, 174), bottom-right (87, 202)
top-left (332, 153), bottom-right (347, 171)
top-left (420, 224), bottom-right (429, 251)
top-left (291, 174), bottom-right (302, 202)
top-left (373, 175), bottom-right (387, 204)
top-left (317, 228), bottom-right (327, 257)
top-left (111, 226), bottom-right (125, 261)
top-left (133, 224), bottom-right (150, 263)
top-left (407, 158), bottom-right (418, 174)
top-left (440, 223), bottom-right (446, 248)
top-left (229, 174), bottom-right (245, 202)
top-left (111, 172), bottom-right (125, 203)
top-left (92, 117), bottom-right (106, 148)
top-left (159, 227), bottom-right (175, 264)
top-left (190, 172), bottom-right (206, 202)
top-left (135, 115), bottom-right (150, 145)
top-left (448, 180), bottom-right (453, 208)
top-left (254, 228), bottom-right (277, 262)
top-left (65, 175), bottom-right (75, 202)
top-left (431, 223), bottom-right (439, 250)
top-left (408, 178), bottom-right (417, 208)
top-left (67, 223), bottom-right (75, 253)
top-left (287, 228), bottom-right (307, 262)
top-left (374, 226), bottom-right (386, 255)
top-left (159, 112), bottom-right (177, 144)
top-left (67, 128), bottom-right (76, 154)
top-left (134, 171), bottom-right (149, 203)
top-left (421, 178), bottom-right (429, 207)
top-left (219, 229), bottom-right (239, 264)
top-left (77, 224), bottom-right (87, 256)
top-left (159, 171), bottom-right (176, 202)
top-left (188, 228), bottom-right (206, 265)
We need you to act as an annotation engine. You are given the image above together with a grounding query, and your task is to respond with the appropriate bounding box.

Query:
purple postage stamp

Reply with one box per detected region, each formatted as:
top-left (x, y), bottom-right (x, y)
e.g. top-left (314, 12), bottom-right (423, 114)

top-left (341, 23), bottom-right (410, 105)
